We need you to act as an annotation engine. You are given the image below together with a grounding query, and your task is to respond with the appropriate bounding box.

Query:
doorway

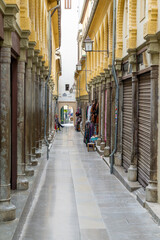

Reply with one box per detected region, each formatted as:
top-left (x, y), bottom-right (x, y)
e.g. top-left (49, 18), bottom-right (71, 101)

top-left (60, 105), bottom-right (73, 124)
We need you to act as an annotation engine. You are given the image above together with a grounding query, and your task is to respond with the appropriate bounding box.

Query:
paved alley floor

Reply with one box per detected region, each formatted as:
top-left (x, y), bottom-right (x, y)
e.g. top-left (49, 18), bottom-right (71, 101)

top-left (20, 126), bottom-right (160, 240)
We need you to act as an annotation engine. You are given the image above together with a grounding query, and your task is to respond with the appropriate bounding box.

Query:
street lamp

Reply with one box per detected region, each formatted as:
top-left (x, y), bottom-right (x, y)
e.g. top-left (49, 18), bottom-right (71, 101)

top-left (76, 62), bottom-right (82, 71)
top-left (84, 36), bottom-right (93, 52)
top-left (84, 36), bottom-right (108, 53)
top-left (76, 62), bottom-right (92, 72)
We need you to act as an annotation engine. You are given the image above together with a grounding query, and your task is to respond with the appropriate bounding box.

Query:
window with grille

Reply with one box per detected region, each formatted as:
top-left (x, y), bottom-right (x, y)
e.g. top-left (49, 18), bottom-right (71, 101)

top-left (65, 84), bottom-right (70, 91)
top-left (65, 0), bottom-right (71, 9)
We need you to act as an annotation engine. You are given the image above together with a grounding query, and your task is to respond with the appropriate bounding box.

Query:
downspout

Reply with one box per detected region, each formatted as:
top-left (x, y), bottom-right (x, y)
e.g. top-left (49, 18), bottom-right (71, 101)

top-left (44, 3), bottom-right (60, 160)
top-left (110, 0), bottom-right (119, 174)
top-left (85, 55), bottom-right (89, 93)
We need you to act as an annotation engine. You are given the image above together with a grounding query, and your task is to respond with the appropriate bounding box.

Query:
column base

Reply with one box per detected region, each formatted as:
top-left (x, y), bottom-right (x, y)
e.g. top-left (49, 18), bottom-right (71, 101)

top-left (100, 142), bottom-right (105, 150)
top-left (104, 146), bottom-right (110, 157)
top-left (128, 165), bottom-right (137, 182)
top-left (17, 176), bottom-right (29, 190)
top-left (97, 138), bottom-right (101, 146)
top-left (31, 156), bottom-right (38, 166)
top-left (114, 152), bottom-right (122, 166)
top-left (32, 147), bottom-right (36, 155)
top-left (0, 201), bottom-right (16, 222)
top-left (146, 181), bottom-right (157, 203)
top-left (25, 166), bottom-right (34, 176)
top-left (35, 150), bottom-right (41, 159)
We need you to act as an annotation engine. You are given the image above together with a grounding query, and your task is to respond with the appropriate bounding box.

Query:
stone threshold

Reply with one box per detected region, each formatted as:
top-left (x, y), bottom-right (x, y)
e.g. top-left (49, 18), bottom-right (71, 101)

top-left (96, 145), bottom-right (104, 156)
top-left (0, 135), bottom-right (55, 240)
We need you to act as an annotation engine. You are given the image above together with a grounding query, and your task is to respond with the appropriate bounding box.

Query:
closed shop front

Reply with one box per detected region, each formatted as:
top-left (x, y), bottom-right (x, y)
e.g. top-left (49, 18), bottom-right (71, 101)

top-left (137, 72), bottom-right (151, 187)
top-left (122, 79), bottom-right (132, 170)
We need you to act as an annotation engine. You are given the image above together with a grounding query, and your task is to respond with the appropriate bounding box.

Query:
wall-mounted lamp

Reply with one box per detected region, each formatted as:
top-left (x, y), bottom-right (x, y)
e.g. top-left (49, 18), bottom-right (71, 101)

top-left (76, 62), bottom-right (82, 71)
top-left (84, 36), bottom-right (94, 52)
top-left (76, 62), bottom-right (92, 72)
top-left (84, 36), bottom-right (108, 53)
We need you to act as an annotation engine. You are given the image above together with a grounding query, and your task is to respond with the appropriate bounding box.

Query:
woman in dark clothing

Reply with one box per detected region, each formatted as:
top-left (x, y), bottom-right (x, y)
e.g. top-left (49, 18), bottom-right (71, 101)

top-left (55, 114), bottom-right (64, 131)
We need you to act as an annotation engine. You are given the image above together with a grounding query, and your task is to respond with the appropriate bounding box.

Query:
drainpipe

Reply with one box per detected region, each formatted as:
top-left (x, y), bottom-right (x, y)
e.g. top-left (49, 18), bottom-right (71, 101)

top-left (85, 55), bottom-right (89, 93)
top-left (44, 2), bottom-right (60, 160)
top-left (110, 0), bottom-right (119, 174)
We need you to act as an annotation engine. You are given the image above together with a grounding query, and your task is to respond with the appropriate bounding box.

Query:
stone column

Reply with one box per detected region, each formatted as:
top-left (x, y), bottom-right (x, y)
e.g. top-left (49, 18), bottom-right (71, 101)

top-left (97, 76), bottom-right (101, 146)
top-left (51, 92), bottom-right (54, 134)
top-left (41, 79), bottom-right (45, 144)
top-left (100, 73), bottom-right (106, 151)
top-left (146, 65), bottom-right (158, 202)
top-left (31, 62), bottom-right (38, 165)
top-left (35, 63), bottom-right (43, 158)
top-left (37, 75), bottom-right (43, 149)
top-left (114, 60), bottom-right (123, 166)
top-left (50, 90), bottom-right (52, 132)
top-left (17, 35), bottom-right (29, 190)
top-left (0, 41), bottom-right (16, 221)
top-left (104, 70), bottom-right (111, 157)
top-left (35, 63), bottom-right (40, 150)
top-left (111, 78), bottom-right (116, 152)
top-left (47, 85), bottom-right (50, 138)
top-left (128, 73), bottom-right (138, 181)
top-left (144, 36), bottom-right (159, 202)
top-left (25, 46), bottom-right (34, 176)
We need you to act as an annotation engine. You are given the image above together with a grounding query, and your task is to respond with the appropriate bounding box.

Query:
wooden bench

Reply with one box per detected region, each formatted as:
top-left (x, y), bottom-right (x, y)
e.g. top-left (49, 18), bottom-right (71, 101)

top-left (87, 142), bottom-right (95, 152)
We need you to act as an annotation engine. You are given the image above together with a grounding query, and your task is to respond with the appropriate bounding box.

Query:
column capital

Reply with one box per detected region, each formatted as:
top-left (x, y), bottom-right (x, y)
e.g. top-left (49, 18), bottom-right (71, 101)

top-left (28, 41), bottom-right (36, 58)
top-left (4, 4), bottom-right (19, 31)
top-left (145, 35), bottom-right (159, 65)
top-left (128, 49), bottom-right (137, 72)
top-left (104, 69), bottom-right (110, 78)
top-left (19, 31), bottom-right (30, 62)
top-left (0, 4), bottom-right (19, 47)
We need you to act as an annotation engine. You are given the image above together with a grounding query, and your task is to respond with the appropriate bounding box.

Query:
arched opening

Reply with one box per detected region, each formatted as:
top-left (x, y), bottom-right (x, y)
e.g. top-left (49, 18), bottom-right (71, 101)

top-left (60, 105), bottom-right (74, 124)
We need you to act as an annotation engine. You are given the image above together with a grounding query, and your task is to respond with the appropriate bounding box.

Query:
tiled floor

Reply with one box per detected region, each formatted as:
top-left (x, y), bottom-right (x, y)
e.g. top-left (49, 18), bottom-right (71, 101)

top-left (20, 126), bottom-right (160, 240)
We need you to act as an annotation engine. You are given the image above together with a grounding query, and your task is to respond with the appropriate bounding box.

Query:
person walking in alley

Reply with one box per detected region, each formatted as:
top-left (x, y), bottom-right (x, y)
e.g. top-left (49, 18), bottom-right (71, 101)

top-left (55, 114), bottom-right (64, 131)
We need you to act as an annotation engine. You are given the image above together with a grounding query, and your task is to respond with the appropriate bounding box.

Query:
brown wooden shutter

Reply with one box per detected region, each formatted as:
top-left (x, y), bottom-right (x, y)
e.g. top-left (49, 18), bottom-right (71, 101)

top-left (138, 73), bottom-right (151, 187)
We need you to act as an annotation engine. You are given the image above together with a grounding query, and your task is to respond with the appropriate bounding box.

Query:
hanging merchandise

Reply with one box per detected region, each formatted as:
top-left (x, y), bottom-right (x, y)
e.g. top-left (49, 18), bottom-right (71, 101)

top-left (75, 107), bottom-right (82, 132)
top-left (87, 105), bottom-right (92, 121)
top-left (84, 100), bottom-right (99, 145)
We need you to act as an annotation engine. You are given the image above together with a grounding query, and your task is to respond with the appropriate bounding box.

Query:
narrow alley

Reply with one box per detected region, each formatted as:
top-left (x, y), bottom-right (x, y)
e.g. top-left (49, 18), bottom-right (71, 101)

top-left (16, 127), bottom-right (160, 240)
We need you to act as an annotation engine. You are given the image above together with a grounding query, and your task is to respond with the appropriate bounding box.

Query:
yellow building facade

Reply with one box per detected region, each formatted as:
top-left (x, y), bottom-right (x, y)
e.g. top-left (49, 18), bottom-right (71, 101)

top-left (76, 0), bottom-right (160, 207)
top-left (0, 0), bottom-right (61, 222)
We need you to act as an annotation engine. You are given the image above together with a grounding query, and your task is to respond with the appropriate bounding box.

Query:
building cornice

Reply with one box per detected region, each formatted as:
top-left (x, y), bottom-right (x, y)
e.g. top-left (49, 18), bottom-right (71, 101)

top-left (79, 0), bottom-right (89, 24)
top-left (82, 0), bottom-right (99, 44)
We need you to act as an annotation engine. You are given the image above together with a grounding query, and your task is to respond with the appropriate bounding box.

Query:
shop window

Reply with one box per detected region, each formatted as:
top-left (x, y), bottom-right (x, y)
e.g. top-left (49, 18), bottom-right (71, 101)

top-left (140, 0), bottom-right (146, 22)
top-left (65, 0), bottom-right (71, 9)
top-left (137, 51), bottom-right (149, 71)
top-left (122, 62), bottom-right (132, 76)
top-left (65, 84), bottom-right (70, 91)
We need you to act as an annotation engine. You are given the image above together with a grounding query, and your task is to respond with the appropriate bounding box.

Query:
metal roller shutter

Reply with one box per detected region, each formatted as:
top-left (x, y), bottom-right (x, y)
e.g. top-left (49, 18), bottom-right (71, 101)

top-left (138, 73), bottom-right (151, 187)
top-left (122, 79), bottom-right (132, 170)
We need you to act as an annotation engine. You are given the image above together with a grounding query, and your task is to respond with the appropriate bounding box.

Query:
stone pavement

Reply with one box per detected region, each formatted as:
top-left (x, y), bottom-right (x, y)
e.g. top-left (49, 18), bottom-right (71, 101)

top-left (12, 126), bottom-right (160, 239)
